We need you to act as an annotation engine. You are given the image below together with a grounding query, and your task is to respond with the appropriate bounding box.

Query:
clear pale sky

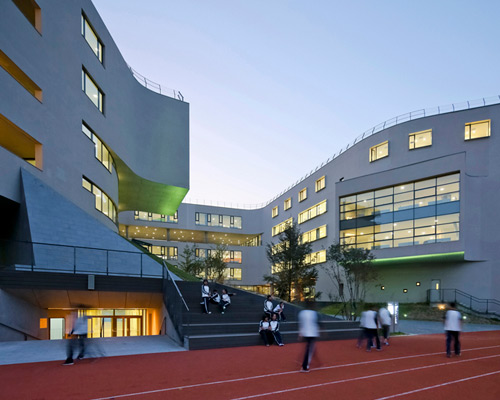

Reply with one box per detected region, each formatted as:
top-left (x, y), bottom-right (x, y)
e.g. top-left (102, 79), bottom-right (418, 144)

top-left (92, 0), bottom-right (500, 206)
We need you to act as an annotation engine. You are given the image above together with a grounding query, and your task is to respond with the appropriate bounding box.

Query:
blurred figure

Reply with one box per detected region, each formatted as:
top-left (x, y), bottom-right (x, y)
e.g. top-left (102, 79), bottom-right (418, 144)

top-left (364, 307), bottom-right (381, 352)
top-left (259, 315), bottom-right (272, 346)
top-left (270, 314), bottom-right (284, 346)
top-left (201, 279), bottom-right (211, 314)
top-left (444, 302), bottom-right (462, 358)
top-left (378, 306), bottom-right (392, 346)
top-left (63, 307), bottom-right (89, 365)
top-left (357, 310), bottom-right (369, 348)
top-left (264, 295), bottom-right (274, 318)
top-left (298, 301), bottom-right (319, 372)
top-left (273, 301), bottom-right (287, 322)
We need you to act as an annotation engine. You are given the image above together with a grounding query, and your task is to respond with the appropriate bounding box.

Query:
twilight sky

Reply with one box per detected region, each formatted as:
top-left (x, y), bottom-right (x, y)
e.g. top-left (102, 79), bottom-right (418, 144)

top-left (92, 0), bottom-right (500, 207)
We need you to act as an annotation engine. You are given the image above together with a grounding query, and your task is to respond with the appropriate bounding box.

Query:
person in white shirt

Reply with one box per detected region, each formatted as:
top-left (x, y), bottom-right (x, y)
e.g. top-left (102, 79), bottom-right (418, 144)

top-left (378, 307), bottom-right (392, 346)
top-left (201, 279), bottom-right (211, 314)
top-left (270, 314), bottom-right (284, 346)
top-left (220, 288), bottom-right (235, 314)
top-left (357, 310), bottom-right (369, 348)
top-left (259, 316), bottom-right (272, 346)
top-left (364, 308), bottom-right (381, 351)
top-left (273, 301), bottom-right (286, 322)
top-left (264, 295), bottom-right (274, 318)
top-left (444, 302), bottom-right (462, 357)
top-left (63, 308), bottom-right (89, 365)
top-left (298, 301), bottom-right (320, 372)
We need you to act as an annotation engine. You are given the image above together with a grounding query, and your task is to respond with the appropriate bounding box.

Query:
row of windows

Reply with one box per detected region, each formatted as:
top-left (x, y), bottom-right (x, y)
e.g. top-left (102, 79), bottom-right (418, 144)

top-left (298, 200), bottom-right (327, 224)
top-left (194, 249), bottom-right (242, 263)
top-left (271, 249), bottom-right (327, 274)
top-left (82, 177), bottom-right (117, 223)
top-left (271, 177), bottom-right (325, 218)
top-left (301, 225), bottom-right (327, 244)
top-left (272, 218), bottom-right (293, 237)
top-left (82, 122), bottom-right (114, 173)
top-left (195, 267), bottom-right (242, 281)
top-left (195, 213), bottom-right (242, 229)
top-left (144, 245), bottom-right (178, 260)
top-left (134, 211), bottom-right (178, 223)
top-left (369, 120), bottom-right (491, 162)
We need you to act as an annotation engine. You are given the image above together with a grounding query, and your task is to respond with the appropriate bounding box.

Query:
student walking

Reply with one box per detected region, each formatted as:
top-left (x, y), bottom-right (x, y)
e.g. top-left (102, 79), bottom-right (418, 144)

top-left (259, 316), bottom-right (272, 346)
top-left (270, 314), bottom-right (284, 346)
top-left (264, 295), bottom-right (274, 318)
top-left (357, 310), bottom-right (369, 348)
top-left (378, 306), bottom-right (392, 346)
top-left (63, 309), bottom-right (89, 365)
top-left (364, 307), bottom-right (381, 351)
top-left (220, 288), bottom-right (235, 314)
top-left (444, 302), bottom-right (462, 357)
top-left (298, 301), bottom-right (319, 372)
top-left (201, 279), bottom-right (211, 314)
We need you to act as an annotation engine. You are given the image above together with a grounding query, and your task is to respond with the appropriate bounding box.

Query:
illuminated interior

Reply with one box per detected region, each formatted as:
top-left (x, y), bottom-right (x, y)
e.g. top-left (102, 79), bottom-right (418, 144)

top-left (0, 49), bottom-right (42, 101)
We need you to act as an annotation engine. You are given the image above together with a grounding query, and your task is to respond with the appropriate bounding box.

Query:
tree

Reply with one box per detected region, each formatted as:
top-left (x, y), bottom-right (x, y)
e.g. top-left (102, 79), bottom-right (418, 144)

top-left (178, 244), bottom-right (204, 278)
top-left (323, 243), bottom-right (378, 320)
top-left (204, 244), bottom-right (228, 283)
top-left (264, 223), bottom-right (317, 302)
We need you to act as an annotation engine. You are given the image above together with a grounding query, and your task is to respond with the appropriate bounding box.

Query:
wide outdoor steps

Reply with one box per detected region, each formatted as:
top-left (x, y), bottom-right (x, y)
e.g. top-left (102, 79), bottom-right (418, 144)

top-left (176, 281), bottom-right (360, 350)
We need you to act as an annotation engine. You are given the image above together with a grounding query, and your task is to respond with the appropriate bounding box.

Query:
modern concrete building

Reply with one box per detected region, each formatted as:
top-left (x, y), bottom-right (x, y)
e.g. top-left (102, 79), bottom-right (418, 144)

top-left (1, 0), bottom-right (498, 342)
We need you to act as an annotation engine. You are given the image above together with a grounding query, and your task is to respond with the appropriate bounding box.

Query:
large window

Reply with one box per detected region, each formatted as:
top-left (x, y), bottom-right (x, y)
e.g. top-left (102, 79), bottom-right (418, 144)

top-left (195, 212), bottom-right (242, 229)
top-left (302, 225), bottom-right (327, 244)
top-left (272, 218), bottom-right (293, 236)
top-left (298, 200), bottom-right (327, 224)
top-left (82, 177), bottom-right (117, 223)
top-left (82, 122), bottom-right (114, 173)
top-left (465, 120), bottom-right (490, 140)
top-left (81, 14), bottom-right (103, 63)
top-left (369, 141), bottom-right (389, 162)
top-left (409, 129), bottom-right (432, 150)
top-left (339, 172), bottom-right (460, 250)
top-left (82, 69), bottom-right (104, 112)
top-left (315, 176), bottom-right (326, 192)
top-left (134, 211), bottom-right (178, 223)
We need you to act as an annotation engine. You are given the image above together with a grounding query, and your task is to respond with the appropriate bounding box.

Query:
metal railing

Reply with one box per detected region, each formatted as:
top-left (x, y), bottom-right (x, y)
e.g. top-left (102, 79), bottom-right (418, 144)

top-left (128, 66), bottom-right (185, 101)
top-left (427, 289), bottom-right (500, 316)
top-left (162, 260), bottom-right (190, 345)
top-left (0, 239), bottom-right (164, 278)
top-left (185, 95), bottom-right (500, 210)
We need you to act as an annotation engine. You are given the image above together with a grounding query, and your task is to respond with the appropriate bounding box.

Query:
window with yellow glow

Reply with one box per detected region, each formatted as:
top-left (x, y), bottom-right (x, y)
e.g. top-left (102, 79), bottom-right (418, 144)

top-left (272, 218), bottom-right (293, 236)
top-left (315, 176), bottom-right (326, 192)
top-left (272, 206), bottom-right (278, 218)
top-left (369, 141), bottom-right (389, 162)
top-left (305, 250), bottom-right (326, 265)
top-left (299, 188), bottom-right (307, 202)
top-left (82, 69), bottom-right (104, 112)
top-left (12, 0), bottom-right (42, 34)
top-left (81, 14), bottom-right (103, 63)
top-left (298, 200), bottom-right (327, 224)
top-left (82, 177), bottom-right (117, 223)
top-left (465, 120), bottom-right (490, 140)
top-left (301, 225), bottom-right (327, 244)
top-left (82, 122), bottom-right (114, 173)
top-left (284, 197), bottom-right (292, 210)
top-left (134, 210), bottom-right (178, 223)
top-left (409, 129), bottom-right (432, 150)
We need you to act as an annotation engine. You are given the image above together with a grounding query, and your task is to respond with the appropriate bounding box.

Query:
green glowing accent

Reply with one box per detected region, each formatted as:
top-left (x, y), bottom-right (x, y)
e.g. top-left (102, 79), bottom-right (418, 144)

top-left (372, 252), bottom-right (464, 266)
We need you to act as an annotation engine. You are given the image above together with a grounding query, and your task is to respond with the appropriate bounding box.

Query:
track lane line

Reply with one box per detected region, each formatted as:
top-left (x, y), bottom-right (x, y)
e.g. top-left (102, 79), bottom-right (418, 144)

top-left (229, 354), bottom-right (500, 400)
top-left (373, 370), bottom-right (500, 400)
top-left (89, 345), bottom-right (500, 400)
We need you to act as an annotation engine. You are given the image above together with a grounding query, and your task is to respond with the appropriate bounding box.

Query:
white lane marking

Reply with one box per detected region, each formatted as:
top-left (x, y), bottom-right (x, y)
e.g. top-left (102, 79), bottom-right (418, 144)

top-left (373, 370), bottom-right (500, 400)
top-left (230, 354), bottom-right (500, 400)
top-left (89, 345), bottom-right (500, 400)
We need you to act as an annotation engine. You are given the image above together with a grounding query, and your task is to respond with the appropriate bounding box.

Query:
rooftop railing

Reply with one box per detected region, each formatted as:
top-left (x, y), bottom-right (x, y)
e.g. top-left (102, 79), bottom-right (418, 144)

top-left (184, 95), bottom-right (500, 210)
top-left (128, 66), bottom-right (185, 102)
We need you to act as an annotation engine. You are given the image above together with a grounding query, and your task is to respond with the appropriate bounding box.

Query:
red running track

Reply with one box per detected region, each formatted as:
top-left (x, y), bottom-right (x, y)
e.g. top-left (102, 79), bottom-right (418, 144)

top-left (1, 331), bottom-right (499, 400)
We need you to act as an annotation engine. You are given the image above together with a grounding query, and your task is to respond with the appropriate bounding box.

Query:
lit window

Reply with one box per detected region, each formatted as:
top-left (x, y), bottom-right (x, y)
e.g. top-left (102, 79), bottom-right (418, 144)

top-left (298, 200), bottom-right (327, 224)
top-left (272, 206), bottom-right (278, 218)
top-left (301, 225), bottom-right (327, 244)
top-left (81, 14), bottom-right (103, 63)
top-left (82, 69), bottom-right (104, 112)
top-left (272, 218), bottom-right (293, 236)
top-left (82, 122), bottom-right (113, 173)
top-left (82, 177), bottom-right (117, 223)
top-left (409, 129), bottom-right (432, 150)
top-left (299, 188), bottom-right (307, 202)
top-left (369, 141), bottom-right (389, 162)
top-left (284, 197), bottom-right (292, 210)
top-left (195, 212), bottom-right (242, 229)
top-left (12, 0), bottom-right (42, 34)
top-left (305, 250), bottom-right (327, 265)
top-left (465, 120), bottom-right (490, 140)
top-left (315, 176), bottom-right (326, 192)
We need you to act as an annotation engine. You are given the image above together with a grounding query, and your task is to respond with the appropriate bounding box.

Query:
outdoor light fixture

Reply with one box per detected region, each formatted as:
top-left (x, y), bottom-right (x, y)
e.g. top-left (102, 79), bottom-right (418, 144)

top-left (403, 288), bottom-right (408, 293)
top-left (381, 286), bottom-right (385, 290)
top-left (416, 282), bottom-right (421, 286)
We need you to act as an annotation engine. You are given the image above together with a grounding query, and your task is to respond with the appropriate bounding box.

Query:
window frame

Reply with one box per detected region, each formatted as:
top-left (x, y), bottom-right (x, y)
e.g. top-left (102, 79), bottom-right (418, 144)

top-left (82, 68), bottom-right (104, 113)
top-left (272, 206), bottom-right (278, 218)
top-left (299, 188), bottom-right (307, 202)
top-left (81, 12), bottom-right (104, 64)
top-left (409, 129), bottom-right (432, 150)
top-left (369, 140), bottom-right (389, 162)
top-left (284, 197), bottom-right (292, 210)
top-left (465, 120), bottom-right (490, 141)
top-left (315, 176), bottom-right (326, 192)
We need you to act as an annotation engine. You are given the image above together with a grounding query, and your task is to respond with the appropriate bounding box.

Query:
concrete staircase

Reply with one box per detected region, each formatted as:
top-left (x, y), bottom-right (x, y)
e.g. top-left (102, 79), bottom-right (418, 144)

top-left (176, 281), bottom-right (360, 350)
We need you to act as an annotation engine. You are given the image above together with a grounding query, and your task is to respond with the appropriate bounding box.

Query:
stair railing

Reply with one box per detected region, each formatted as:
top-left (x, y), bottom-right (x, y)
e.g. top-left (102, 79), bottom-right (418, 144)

top-left (427, 288), bottom-right (500, 316)
top-left (162, 260), bottom-right (190, 346)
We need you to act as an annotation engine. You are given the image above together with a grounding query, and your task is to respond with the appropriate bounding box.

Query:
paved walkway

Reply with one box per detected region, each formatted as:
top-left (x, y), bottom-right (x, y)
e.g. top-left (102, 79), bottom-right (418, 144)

top-left (0, 335), bottom-right (185, 366)
top-left (398, 319), bottom-right (500, 335)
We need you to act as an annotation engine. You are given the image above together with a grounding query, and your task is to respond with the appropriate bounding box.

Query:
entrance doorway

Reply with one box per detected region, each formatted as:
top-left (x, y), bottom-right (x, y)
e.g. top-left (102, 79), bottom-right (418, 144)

top-left (430, 279), bottom-right (442, 302)
top-left (84, 309), bottom-right (146, 338)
